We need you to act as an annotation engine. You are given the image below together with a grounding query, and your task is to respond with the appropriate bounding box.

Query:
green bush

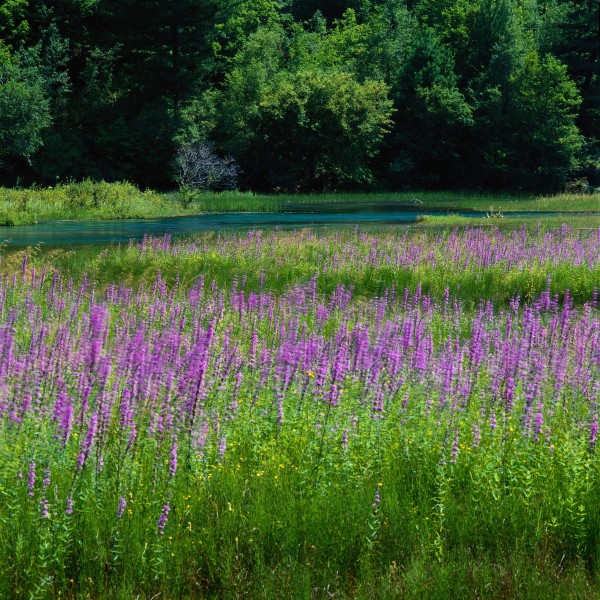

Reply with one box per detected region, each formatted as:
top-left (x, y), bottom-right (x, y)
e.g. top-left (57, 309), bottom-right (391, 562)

top-left (0, 180), bottom-right (173, 224)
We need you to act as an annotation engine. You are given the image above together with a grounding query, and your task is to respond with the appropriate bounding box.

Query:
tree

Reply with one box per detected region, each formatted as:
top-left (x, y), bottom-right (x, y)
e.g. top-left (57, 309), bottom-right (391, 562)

top-left (414, 0), bottom-right (482, 72)
top-left (285, 3), bottom-right (413, 84)
top-left (286, 0), bottom-right (362, 23)
top-left (175, 141), bottom-right (239, 194)
top-left (0, 0), bottom-right (592, 191)
top-left (219, 59), bottom-right (393, 189)
top-left (542, 0), bottom-right (599, 182)
top-left (214, 25), bottom-right (287, 186)
top-left (386, 26), bottom-right (474, 187)
top-left (69, 0), bottom-right (226, 186)
top-left (0, 44), bottom-right (50, 167)
top-left (458, 1), bottom-right (584, 189)
top-left (507, 52), bottom-right (582, 188)
top-left (0, 0), bottom-right (29, 49)
top-left (214, 0), bottom-right (282, 61)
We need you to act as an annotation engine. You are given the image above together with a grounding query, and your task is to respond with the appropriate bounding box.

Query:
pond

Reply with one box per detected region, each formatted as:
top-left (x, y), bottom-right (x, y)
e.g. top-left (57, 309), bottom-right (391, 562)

top-left (0, 207), bottom-right (568, 247)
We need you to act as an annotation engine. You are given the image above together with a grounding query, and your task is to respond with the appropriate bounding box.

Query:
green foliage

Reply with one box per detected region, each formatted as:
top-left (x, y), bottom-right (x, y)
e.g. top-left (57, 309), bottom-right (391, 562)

top-left (214, 0), bottom-right (283, 60)
top-left (288, 4), bottom-right (413, 84)
top-left (85, 0), bottom-right (216, 186)
top-left (0, 0), bottom-right (595, 192)
top-left (295, 9), bottom-right (375, 75)
top-left (416, 0), bottom-right (482, 64)
top-left (217, 25), bottom-right (393, 190)
top-left (542, 0), bottom-right (599, 158)
top-left (0, 44), bottom-right (50, 162)
top-left (448, 0), bottom-right (586, 190)
top-left (0, 0), bottom-right (29, 48)
top-left (286, 0), bottom-right (362, 22)
top-left (0, 180), bottom-right (173, 225)
top-left (507, 51), bottom-right (582, 188)
top-left (232, 69), bottom-right (392, 188)
top-left (389, 26), bottom-right (474, 186)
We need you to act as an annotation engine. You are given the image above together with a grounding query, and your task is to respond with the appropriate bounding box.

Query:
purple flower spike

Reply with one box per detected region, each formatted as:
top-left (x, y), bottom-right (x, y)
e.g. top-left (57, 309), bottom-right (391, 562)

top-left (218, 437), bottom-right (227, 458)
top-left (40, 498), bottom-right (49, 519)
top-left (590, 415), bottom-right (598, 449)
top-left (169, 437), bottom-right (178, 478)
top-left (117, 496), bottom-right (127, 519)
top-left (27, 462), bottom-right (36, 497)
top-left (157, 503), bottom-right (170, 535)
top-left (372, 489), bottom-right (381, 509)
top-left (450, 430), bottom-right (459, 463)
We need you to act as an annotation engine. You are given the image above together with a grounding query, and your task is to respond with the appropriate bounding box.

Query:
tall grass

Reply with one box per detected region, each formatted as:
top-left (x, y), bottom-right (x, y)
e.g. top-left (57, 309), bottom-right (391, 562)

top-left (0, 180), bottom-right (177, 225)
top-left (169, 189), bottom-right (600, 214)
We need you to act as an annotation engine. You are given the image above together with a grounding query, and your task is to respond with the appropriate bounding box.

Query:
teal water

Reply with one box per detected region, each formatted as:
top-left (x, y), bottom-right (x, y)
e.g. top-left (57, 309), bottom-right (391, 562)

top-left (0, 208), bottom-right (568, 247)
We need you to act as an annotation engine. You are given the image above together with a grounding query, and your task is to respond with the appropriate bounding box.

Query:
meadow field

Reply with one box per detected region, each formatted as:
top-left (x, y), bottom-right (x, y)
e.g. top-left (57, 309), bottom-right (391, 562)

top-left (0, 223), bottom-right (598, 598)
top-left (2, 0), bottom-right (598, 594)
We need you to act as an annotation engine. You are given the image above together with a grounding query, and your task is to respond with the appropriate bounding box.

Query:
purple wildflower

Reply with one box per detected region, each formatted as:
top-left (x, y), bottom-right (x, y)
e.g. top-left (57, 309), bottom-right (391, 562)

top-left (27, 462), bottom-right (36, 497)
top-left (117, 496), bottom-right (127, 518)
top-left (42, 467), bottom-right (50, 490)
top-left (169, 437), bottom-right (178, 478)
top-left (40, 498), bottom-right (49, 519)
top-left (218, 437), bottom-right (227, 458)
top-left (471, 423), bottom-right (481, 450)
top-left (450, 430), bottom-right (459, 463)
top-left (76, 412), bottom-right (98, 470)
top-left (157, 503), bottom-right (170, 535)
top-left (372, 488), bottom-right (381, 510)
top-left (341, 428), bottom-right (349, 451)
top-left (590, 414), bottom-right (598, 449)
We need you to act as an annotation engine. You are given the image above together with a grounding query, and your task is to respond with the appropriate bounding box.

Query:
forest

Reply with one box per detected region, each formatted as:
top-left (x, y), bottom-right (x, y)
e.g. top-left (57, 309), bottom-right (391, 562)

top-left (0, 0), bottom-right (598, 192)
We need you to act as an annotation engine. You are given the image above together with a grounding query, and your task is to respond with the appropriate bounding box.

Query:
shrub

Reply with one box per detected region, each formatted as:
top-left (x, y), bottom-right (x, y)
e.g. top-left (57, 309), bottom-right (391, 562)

top-left (175, 142), bottom-right (239, 204)
top-left (565, 177), bottom-right (590, 194)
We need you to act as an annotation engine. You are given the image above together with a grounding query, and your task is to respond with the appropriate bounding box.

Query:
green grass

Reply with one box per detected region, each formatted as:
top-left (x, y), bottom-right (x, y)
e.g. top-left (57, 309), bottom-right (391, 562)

top-left (0, 181), bottom-right (598, 226)
top-left (169, 189), bottom-right (600, 214)
top-left (7, 428), bottom-right (598, 598)
top-left (415, 214), bottom-right (475, 226)
top-left (414, 214), bottom-right (600, 230)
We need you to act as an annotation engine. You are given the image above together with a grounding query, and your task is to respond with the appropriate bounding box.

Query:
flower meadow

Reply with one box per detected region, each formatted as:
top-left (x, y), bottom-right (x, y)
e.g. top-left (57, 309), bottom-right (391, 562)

top-left (0, 226), bottom-right (599, 598)
top-left (33, 224), bottom-right (600, 304)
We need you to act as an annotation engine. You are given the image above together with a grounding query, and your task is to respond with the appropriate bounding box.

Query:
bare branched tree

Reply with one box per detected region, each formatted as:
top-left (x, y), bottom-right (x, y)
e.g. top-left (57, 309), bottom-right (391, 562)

top-left (175, 142), bottom-right (239, 192)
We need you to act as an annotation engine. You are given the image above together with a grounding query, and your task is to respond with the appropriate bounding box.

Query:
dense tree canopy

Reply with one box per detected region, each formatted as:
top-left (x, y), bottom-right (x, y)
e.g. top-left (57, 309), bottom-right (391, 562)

top-left (0, 0), bottom-right (597, 191)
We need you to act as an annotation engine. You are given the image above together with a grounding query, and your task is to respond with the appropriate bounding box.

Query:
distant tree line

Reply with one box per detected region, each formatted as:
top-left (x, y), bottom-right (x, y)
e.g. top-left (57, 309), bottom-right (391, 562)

top-left (0, 0), bottom-right (598, 192)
